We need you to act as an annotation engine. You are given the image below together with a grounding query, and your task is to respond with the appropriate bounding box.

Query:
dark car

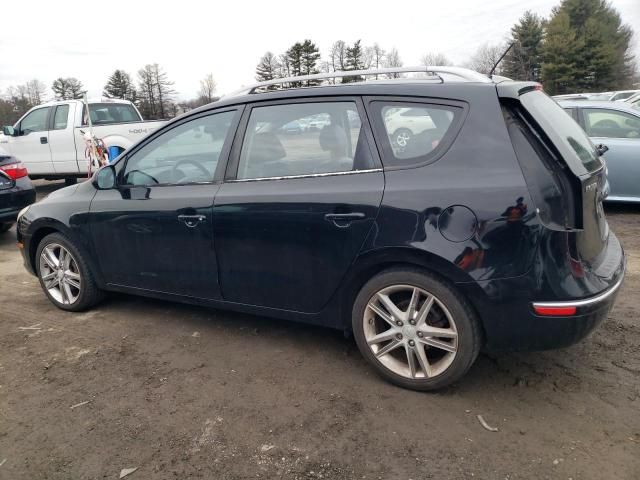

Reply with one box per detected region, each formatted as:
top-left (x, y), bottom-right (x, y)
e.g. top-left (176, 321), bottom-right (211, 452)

top-left (0, 154), bottom-right (36, 233)
top-left (16, 67), bottom-right (625, 391)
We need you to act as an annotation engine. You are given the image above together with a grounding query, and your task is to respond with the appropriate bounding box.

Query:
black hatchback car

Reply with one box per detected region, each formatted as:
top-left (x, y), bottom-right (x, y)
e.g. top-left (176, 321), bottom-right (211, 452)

top-left (16, 67), bottom-right (625, 390)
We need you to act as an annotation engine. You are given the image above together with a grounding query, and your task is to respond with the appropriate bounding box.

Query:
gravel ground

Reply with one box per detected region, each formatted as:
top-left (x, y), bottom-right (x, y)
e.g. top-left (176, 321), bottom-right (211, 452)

top-left (0, 181), bottom-right (638, 479)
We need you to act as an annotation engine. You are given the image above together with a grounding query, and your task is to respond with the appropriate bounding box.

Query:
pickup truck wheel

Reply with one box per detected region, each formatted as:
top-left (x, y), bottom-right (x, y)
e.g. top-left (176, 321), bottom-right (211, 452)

top-left (64, 178), bottom-right (78, 186)
top-left (0, 222), bottom-right (13, 233)
top-left (36, 232), bottom-right (104, 311)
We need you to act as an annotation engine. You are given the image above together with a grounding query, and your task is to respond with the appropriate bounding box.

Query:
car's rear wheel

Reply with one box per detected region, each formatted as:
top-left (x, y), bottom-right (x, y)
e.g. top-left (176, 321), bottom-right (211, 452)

top-left (352, 268), bottom-right (481, 391)
top-left (36, 232), bottom-right (103, 311)
top-left (0, 222), bottom-right (13, 233)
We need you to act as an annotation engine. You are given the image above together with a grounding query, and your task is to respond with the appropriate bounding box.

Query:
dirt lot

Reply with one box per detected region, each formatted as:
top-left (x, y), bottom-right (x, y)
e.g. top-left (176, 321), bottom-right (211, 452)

top-left (0, 182), bottom-right (638, 480)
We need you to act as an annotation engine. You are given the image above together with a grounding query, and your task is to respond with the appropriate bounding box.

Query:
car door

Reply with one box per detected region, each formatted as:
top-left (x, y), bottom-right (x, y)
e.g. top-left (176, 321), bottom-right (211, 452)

top-left (88, 107), bottom-right (242, 299)
top-left (213, 98), bottom-right (384, 313)
top-left (48, 103), bottom-right (79, 174)
top-left (580, 107), bottom-right (640, 200)
top-left (8, 106), bottom-right (53, 175)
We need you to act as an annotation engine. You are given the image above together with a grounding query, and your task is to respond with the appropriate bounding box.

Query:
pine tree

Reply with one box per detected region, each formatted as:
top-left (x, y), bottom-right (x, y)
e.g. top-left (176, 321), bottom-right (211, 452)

top-left (103, 70), bottom-right (136, 101)
top-left (298, 40), bottom-right (321, 86)
top-left (286, 42), bottom-right (305, 87)
top-left (256, 51), bottom-right (280, 88)
top-left (502, 11), bottom-right (545, 81)
top-left (343, 40), bottom-right (365, 83)
top-left (541, 0), bottom-right (634, 94)
top-left (52, 77), bottom-right (84, 100)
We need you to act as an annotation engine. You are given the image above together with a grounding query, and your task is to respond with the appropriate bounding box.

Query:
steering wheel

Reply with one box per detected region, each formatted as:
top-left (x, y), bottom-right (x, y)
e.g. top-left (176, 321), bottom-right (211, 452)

top-left (592, 119), bottom-right (618, 129)
top-left (171, 158), bottom-right (211, 183)
top-left (126, 169), bottom-right (159, 185)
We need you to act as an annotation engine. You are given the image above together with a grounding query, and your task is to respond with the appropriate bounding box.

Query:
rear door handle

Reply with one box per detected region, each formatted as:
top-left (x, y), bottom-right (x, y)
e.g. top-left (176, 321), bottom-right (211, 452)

top-left (178, 214), bottom-right (206, 228)
top-left (40, 136), bottom-right (48, 144)
top-left (324, 212), bottom-right (366, 228)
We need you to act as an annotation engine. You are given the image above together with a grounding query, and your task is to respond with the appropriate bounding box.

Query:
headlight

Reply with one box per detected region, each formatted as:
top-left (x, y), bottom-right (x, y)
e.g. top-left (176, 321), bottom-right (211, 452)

top-left (17, 205), bottom-right (30, 221)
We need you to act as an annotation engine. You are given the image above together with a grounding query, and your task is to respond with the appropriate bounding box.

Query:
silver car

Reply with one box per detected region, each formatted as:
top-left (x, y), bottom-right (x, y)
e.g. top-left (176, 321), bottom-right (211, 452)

top-left (558, 100), bottom-right (640, 202)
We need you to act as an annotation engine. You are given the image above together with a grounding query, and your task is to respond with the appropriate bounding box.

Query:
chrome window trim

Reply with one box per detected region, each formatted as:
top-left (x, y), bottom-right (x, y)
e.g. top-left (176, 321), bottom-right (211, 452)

top-left (229, 168), bottom-right (382, 183)
top-left (532, 273), bottom-right (624, 309)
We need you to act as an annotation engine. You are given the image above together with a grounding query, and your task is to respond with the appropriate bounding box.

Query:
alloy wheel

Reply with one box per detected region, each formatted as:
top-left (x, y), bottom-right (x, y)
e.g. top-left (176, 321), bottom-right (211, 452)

top-left (363, 284), bottom-right (458, 379)
top-left (38, 243), bottom-right (82, 305)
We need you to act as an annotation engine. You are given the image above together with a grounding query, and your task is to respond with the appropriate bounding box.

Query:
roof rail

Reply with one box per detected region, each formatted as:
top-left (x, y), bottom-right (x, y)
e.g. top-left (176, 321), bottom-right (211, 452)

top-left (225, 66), bottom-right (491, 97)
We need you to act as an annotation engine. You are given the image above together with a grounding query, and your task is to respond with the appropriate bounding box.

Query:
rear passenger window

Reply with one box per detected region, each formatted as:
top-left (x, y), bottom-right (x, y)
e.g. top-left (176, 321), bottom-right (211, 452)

top-left (53, 105), bottom-right (69, 130)
top-left (370, 102), bottom-right (462, 166)
top-left (237, 102), bottom-right (373, 180)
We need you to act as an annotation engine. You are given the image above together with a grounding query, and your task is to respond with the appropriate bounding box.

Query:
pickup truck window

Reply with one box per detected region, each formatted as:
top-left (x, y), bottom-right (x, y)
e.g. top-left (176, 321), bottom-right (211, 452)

top-left (19, 107), bottom-right (50, 135)
top-left (122, 111), bottom-right (236, 186)
top-left (53, 105), bottom-right (69, 130)
top-left (82, 103), bottom-right (141, 126)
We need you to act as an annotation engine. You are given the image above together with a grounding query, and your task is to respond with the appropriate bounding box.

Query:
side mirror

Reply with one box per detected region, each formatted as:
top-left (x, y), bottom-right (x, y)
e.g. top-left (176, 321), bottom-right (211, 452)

top-left (2, 126), bottom-right (15, 136)
top-left (595, 143), bottom-right (609, 156)
top-left (93, 165), bottom-right (116, 190)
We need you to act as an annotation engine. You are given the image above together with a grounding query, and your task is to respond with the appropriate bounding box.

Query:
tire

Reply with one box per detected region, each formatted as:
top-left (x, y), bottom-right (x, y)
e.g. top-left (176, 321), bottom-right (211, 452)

top-left (392, 128), bottom-right (412, 148)
top-left (0, 222), bottom-right (13, 233)
top-left (352, 268), bottom-right (481, 391)
top-left (35, 232), bottom-right (104, 311)
top-left (64, 177), bottom-right (78, 186)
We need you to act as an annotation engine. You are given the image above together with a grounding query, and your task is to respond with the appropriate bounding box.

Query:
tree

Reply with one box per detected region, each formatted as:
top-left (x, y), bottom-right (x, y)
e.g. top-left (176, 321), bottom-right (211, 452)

top-left (329, 40), bottom-right (348, 72)
top-left (103, 70), bottom-right (136, 101)
top-left (300, 39), bottom-right (321, 84)
top-left (25, 80), bottom-right (47, 105)
top-left (137, 65), bottom-right (158, 119)
top-left (365, 44), bottom-right (386, 79)
top-left (137, 64), bottom-right (176, 119)
top-left (52, 77), bottom-right (84, 100)
top-left (541, 0), bottom-right (635, 94)
top-left (384, 48), bottom-right (403, 78)
top-left (256, 51), bottom-right (281, 87)
top-left (465, 43), bottom-right (506, 75)
top-left (502, 11), bottom-right (546, 81)
top-left (198, 73), bottom-right (217, 103)
top-left (420, 52), bottom-right (452, 66)
top-left (342, 40), bottom-right (365, 83)
top-left (286, 42), bottom-right (305, 85)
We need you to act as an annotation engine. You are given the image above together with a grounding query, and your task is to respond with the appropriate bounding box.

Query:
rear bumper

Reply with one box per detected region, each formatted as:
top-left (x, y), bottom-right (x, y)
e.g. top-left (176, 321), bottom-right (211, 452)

top-left (459, 233), bottom-right (625, 352)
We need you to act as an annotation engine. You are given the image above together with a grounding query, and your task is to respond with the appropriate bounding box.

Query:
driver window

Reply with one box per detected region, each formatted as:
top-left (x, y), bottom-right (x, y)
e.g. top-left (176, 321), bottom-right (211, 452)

top-left (583, 108), bottom-right (640, 139)
top-left (19, 107), bottom-right (50, 135)
top-left (237, 102), bottom-right (373, 180)
top-left (122, 111), bottom-right (236, 186)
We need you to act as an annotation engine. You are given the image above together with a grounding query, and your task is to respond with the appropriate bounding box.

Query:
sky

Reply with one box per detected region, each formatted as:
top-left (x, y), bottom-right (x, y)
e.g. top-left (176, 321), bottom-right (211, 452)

top-left (1, 0), bottom-right (638, 100)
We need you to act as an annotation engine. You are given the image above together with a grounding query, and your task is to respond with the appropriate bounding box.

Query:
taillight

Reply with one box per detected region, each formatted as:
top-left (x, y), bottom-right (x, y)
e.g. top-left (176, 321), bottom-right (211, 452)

top-left (533, 305), bottom-right (577, 316)
top-left (0, 161), bottom-right (28, 180)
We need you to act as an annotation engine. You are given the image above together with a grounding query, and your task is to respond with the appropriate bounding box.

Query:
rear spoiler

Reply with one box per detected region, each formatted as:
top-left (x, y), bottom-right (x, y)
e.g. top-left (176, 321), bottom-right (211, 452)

top-left (497, 82), bottom-right (542, 99)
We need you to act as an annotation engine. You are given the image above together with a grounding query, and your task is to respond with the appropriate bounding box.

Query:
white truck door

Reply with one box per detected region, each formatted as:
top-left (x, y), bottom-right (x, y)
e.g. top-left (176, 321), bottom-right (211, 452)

top-left (48, 103), bottom-right (80, 174)
top-left (9, 106), bottom-right (53, 176)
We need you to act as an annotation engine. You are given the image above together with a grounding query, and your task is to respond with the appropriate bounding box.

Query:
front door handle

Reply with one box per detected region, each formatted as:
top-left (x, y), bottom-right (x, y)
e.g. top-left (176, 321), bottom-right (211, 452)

top-left (324, 212), bottom-right (366, 228)
top-left (178, 214), bottom-right (206, 228)
top-left (40, 136), bottom-right (48, 144)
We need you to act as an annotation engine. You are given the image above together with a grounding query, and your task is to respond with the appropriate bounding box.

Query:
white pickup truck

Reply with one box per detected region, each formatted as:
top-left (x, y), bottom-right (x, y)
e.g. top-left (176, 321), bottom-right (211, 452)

top-left (0, 98), bottom-right (166, 183)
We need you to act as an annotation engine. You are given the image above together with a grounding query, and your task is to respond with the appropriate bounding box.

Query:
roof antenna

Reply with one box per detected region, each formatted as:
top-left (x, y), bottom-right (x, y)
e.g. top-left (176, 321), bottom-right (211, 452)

top-left (489, 42), bottom-right (515, 78)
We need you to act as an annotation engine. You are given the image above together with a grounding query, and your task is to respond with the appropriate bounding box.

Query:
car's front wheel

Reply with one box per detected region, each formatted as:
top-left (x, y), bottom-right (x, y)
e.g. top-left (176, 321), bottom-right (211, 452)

top-left (0, 222), bottom-right (13, 233)
top-left (352, 268), bottom-right (481, 391)
top-left (36, 232), bottom-right (104, 311)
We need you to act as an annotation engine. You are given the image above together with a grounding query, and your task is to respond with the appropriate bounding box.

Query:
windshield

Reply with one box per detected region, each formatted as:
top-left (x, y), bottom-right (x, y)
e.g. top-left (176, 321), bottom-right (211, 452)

top-left (520, 91), bottom-right (602, 175)
top-left (83, 103), bottom-right (142, 125)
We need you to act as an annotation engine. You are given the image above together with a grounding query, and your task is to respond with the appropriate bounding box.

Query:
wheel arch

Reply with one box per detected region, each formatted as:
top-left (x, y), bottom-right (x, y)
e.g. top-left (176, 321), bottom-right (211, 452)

top-left (336, 247), bottom-right (486, 339)
top-left (27, 219), bottom-right (104, 287)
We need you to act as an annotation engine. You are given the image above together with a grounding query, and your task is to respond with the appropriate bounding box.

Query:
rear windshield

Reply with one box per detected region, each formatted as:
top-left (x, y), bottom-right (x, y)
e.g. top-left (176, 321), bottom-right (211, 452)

top-left (83, 103), bottom-right (142, 125)
top-left (520, 91), bottom-right (602, 175)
